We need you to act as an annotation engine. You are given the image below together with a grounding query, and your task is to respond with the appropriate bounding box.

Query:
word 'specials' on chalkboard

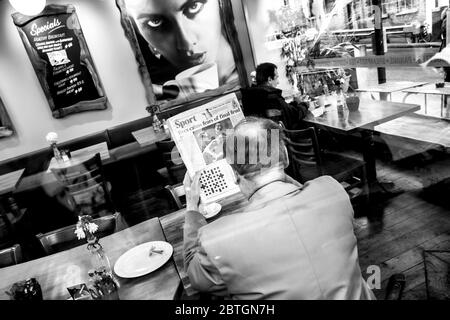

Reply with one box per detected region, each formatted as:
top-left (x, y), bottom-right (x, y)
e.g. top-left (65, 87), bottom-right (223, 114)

top-left (12, 4), bottom-right (109, 119)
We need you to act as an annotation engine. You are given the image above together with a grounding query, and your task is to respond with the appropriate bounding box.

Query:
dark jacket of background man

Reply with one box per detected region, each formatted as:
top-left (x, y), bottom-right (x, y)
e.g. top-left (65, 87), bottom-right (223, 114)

top-left (241, 63), bottom-right (308, 129)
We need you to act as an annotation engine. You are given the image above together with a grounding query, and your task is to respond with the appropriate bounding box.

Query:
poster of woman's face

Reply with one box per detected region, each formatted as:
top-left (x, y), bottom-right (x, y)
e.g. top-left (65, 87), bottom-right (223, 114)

top-left (0, 97), bottom-right (14, 139)
top-left (116, 0), bottom-right (247, 108)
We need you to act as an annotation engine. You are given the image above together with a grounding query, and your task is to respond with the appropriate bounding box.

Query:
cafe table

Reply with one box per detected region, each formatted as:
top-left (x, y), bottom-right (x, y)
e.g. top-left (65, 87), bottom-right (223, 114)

top-left (303, 99), bottom-right (420, 187)
top-left (401, 83), bottom-right (450, 117)
top-left (132, 127), bottom-right (170, 147)
top-left (160, 193), bottom-right (248, 297)
top-left (46, 142), bottom-right (110, 172)
top-left (356, 81), bottom-right (428, 101)
top-left (0, 217), bottom-right (181, 300)
top-left (15, 135), bottom-right (167, 196)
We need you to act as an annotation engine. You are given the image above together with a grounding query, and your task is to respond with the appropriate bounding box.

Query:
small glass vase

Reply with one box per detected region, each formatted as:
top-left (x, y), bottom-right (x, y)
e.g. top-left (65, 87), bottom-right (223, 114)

top-left (86, 237), bottom-right (119, 300)
top-left (87, 236), bottom-right (112, 275)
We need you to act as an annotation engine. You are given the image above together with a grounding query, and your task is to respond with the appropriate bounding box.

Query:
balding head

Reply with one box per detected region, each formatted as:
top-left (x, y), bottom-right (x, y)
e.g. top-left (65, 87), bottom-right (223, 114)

top-left (224, 117), bottom-right (288, 179)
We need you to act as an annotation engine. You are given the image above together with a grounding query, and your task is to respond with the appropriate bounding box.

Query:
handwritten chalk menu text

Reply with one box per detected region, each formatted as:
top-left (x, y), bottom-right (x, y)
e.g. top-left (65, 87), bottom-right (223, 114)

top-left (12, 4), bottom-right (109, 118)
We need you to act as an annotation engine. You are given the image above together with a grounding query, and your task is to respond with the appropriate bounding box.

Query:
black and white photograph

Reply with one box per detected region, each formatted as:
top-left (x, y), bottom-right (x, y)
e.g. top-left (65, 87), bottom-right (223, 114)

top-left (2, 0), bottom-right (450, 311)
top-left (193, 119), bottom-right (232, 165)
top-left (116, 0), bottom-right (248, 108)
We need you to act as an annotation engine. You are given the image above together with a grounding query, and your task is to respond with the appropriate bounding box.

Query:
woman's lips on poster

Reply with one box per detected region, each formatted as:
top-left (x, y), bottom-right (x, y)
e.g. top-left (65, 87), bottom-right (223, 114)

top-left (184, 51), bottom-right (207, 65)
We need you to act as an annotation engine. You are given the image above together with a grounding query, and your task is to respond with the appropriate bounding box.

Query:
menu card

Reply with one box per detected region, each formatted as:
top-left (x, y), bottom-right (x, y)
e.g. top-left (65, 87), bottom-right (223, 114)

top-left (12, 4), bottom-right (109, 118)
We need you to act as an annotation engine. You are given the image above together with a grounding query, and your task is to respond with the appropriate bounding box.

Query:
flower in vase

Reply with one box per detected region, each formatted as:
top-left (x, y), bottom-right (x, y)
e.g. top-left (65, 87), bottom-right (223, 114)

top-left (75, 215), bottom-right (99, 240)
top-left (46, 132), bottom-right (58, 144)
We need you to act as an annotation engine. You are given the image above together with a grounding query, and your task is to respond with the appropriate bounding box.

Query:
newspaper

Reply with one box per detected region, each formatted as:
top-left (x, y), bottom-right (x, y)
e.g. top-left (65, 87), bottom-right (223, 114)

top-left (167, 93), bottom-right (244, 203)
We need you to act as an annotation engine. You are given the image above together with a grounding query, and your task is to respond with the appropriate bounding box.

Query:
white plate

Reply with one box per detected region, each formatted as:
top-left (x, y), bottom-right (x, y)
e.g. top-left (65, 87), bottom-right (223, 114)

top-left (114, 241), bottom-right (173, 278)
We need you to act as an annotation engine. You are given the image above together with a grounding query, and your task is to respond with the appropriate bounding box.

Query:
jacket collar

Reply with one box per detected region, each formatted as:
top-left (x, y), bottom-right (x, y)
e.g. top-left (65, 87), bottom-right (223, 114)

top-left (246, 180), bottom-right (301, 211)
top-left (255, 85), bottom-right (283, 95)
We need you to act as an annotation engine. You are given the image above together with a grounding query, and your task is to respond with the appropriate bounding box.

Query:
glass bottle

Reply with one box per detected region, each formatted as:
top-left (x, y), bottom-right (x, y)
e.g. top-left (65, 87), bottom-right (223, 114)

top-left (323, 82), bottom-right (329, 96)
top-left (337, 90), bottom-right (348, 116)
top-left (162, 119), bottom-right (171, 136)
top-left (152, 113), bottom-right (162, 133)
top-left (52, 143), bottom-right (62, 162)
top-left (86, 235), bottom-right (112, 275)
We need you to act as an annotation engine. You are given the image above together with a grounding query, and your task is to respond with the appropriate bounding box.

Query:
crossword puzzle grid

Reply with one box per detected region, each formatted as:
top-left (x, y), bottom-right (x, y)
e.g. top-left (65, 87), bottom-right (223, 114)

top-left (199, 166), bottom-right (228, 197)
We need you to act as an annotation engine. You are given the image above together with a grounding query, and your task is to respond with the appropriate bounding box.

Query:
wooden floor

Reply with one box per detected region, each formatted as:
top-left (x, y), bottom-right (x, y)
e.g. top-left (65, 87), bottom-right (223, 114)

top-left (354, 153), bottom-right (450, 300)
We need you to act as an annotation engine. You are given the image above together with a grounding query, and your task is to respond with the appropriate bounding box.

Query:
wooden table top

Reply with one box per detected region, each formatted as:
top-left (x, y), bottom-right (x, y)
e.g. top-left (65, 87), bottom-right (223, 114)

top-left (304, 99), bottom-right (421, 133)
top-left (0, 218), bottom-right (181, 300)
top-left (402, 83), bottom-right (450, 95)
top-left (356, 81), bottom-right (428, 93)
top-left (159, 193), bottom-right (248, 296)
top-left (132, 127), bottom-right (170, 147)
top-left (0, 169), bottom-right (25, 196)
top-left (375, 113), bottom-right (450, 149)
top-left (47, 142), bottom-right (110, 172)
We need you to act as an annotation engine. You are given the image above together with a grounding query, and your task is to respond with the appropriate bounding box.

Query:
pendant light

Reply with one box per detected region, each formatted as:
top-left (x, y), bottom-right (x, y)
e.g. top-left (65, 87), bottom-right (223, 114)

top-left (9, 0), bottom-right (46, 16)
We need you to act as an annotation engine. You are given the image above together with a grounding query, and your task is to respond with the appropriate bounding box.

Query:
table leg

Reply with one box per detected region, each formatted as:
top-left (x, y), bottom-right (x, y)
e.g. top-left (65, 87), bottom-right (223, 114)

top-left (360, 129), bottom-right (400, 197)
top-left (441, 95), bottom-right (444, 118)
top-left (360, 130), bottom-right (377, 184)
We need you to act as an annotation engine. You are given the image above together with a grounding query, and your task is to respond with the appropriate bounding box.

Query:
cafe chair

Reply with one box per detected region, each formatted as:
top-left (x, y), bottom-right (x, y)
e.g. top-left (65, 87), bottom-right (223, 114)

top-left (156, 140), bottom-right (187, 185)
top-left (283, 127), bottom-right (369, 205)
top-left (265, 108), bottom-right (283, 123)
top-left (165, 183), bottom-right (186, 210)
top-left (0, 244), bottom-right (22, 268)
top-left (50, 153), bottom-right (116, 218)
top-left (36, 213), bottom-right (119, 255)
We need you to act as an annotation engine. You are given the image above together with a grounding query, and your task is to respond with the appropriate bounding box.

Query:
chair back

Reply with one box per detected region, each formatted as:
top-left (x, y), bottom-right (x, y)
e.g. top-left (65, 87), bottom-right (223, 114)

top-left (36, 213), bottom-right (119, 255)
top-left (283, 127), bottom-right (324, 182)
top-left (50, 153), bottom-right (115, 217)
top-left (156, 140), bottom-right (187, 185)
top-left (165, 184), bottom-right (186, 210)
top-left (0, 244), bottom-right (22, 268)
top-left (265, 109), bottom-right (283, 123)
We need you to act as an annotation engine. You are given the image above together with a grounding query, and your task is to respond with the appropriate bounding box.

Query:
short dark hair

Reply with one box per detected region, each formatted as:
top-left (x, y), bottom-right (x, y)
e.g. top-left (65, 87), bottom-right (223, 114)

top-left (224, 117), bottom-right (287, 177)
top-left (255, 63), bottom-right (277, 86)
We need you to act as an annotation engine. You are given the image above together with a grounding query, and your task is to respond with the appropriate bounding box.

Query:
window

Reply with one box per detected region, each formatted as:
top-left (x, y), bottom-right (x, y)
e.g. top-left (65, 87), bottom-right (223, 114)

top-left (381, 0), bottom-right (418, 15)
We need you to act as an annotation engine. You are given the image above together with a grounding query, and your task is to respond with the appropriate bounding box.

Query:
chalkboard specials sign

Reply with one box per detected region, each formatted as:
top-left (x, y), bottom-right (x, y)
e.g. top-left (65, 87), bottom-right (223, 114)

top-left (12, 4), bottom-right (109, 118)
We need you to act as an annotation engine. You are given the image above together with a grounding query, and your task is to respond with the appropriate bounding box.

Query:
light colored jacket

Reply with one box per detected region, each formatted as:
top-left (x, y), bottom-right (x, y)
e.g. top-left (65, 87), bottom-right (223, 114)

top-left (184, 176), bottom-right (375, 300)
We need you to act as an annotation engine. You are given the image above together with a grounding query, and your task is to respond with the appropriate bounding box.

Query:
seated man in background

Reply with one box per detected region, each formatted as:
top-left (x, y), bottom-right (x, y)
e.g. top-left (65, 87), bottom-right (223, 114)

top-left (241, 63), bottom-right (309, 129)
top-left (183, 117), bottom-right (375, 300)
